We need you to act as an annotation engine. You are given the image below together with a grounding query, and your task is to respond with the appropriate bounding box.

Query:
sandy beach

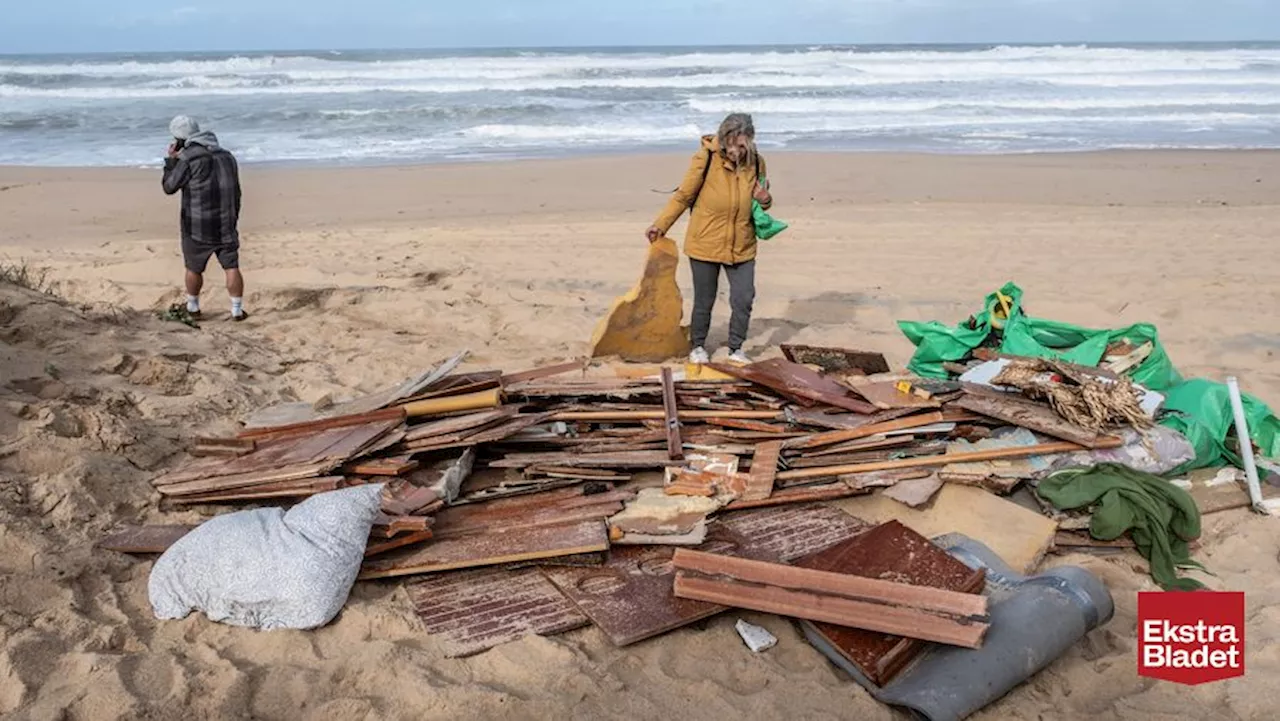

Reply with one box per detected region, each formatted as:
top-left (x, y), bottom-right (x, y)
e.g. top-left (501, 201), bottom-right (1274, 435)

top-left (2, 150), bottom-right (1279, 720)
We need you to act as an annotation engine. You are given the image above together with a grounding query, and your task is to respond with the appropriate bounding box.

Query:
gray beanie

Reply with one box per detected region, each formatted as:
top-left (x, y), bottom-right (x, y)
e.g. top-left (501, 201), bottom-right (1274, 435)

top-left (170, 115), bottom-right (199, 140)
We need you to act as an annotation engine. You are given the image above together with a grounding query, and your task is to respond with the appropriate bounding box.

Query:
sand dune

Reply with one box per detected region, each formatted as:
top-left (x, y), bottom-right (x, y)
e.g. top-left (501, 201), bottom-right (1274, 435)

top-left (1, 151), bottom-right (1278, 720)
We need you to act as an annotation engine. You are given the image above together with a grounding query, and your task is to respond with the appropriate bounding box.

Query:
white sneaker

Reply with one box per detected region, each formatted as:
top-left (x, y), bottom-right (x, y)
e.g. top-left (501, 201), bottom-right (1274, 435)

top-left (727, 349), bottom-right (751, 364)
top-left (689, 347), bottom-right (710, 364)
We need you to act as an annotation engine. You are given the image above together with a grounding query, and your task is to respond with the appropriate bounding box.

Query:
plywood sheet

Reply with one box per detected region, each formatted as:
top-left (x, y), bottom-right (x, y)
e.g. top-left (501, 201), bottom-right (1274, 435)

top-left (717, 503), bottom-right (868, 562)
top-left (832, 483), bottom-right (1058, 575)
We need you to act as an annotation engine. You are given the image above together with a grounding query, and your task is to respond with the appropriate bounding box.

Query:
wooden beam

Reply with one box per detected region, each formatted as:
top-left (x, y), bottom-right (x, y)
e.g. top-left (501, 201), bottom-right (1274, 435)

top-left (671, 549), bottom-right (988, 618)
top-left (550, 410), bottom-right (780, 422)
top-left (673, 573), bottom-right (987, 649)
top-left (782, 412), bottom-right (946, 451)
top-left (774, 440), bottom-right (1094, 483)
top-left (660, 367), bottom-right (684, 461)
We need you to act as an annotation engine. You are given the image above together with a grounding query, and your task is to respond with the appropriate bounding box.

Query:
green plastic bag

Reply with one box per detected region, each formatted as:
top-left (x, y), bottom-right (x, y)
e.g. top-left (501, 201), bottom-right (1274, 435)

top-left (1161, 378), bottom-right (1280, 471)
top-left (896, 282), bottom-right (1280, 471)
top-left (752, 177), bottom-right (788, 240)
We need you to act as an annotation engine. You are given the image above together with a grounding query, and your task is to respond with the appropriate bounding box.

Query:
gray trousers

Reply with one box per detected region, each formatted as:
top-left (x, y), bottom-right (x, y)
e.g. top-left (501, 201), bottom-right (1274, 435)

top-left (689, 258), bottom-right (756, 351)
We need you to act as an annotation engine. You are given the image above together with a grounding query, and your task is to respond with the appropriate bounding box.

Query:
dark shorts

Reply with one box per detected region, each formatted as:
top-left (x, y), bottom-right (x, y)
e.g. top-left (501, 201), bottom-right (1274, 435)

top-left (182, 239), bottom-right (240, 273)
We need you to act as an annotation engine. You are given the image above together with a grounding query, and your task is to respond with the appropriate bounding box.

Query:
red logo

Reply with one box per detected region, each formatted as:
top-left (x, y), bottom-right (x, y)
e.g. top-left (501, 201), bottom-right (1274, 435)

top-left (1138, 591), bottom-right (1245, 685)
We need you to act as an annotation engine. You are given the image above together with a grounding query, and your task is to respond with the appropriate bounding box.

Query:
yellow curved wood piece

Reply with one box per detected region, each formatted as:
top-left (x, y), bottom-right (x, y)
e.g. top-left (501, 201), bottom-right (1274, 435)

top-left (590, 237), bottom-right (691, 362)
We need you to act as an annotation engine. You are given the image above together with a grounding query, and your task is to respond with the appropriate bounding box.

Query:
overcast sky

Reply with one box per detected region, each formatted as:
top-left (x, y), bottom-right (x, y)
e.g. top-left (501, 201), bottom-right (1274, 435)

top-left (1, 0), bottom-right (1276, 54)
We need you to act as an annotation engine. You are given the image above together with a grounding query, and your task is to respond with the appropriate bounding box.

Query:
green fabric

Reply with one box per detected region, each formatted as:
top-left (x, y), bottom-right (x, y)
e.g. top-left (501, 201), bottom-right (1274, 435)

top-left (752, 177), bottom-right (788, 240)
top-left (1038, 463), bottom-right (1206, 591)
top-left (896, 282), bottom-right (1280, 471)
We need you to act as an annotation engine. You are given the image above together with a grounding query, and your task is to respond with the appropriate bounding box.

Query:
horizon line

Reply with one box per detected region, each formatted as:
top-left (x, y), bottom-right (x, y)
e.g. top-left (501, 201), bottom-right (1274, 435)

top-left (4, 38), bottom-right (1280, 57)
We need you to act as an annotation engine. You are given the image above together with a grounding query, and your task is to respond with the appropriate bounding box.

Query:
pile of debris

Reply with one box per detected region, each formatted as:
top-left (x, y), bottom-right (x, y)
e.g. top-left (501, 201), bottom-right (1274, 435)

top-left (102, 342), bottom-right (1193, 716)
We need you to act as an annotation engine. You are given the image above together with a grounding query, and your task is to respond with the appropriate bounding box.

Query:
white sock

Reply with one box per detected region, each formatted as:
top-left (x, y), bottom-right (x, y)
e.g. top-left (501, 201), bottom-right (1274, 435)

top-left (186, 295), bottom-right (200, 313)
top-left (231, 297), bottom-right (244, 316)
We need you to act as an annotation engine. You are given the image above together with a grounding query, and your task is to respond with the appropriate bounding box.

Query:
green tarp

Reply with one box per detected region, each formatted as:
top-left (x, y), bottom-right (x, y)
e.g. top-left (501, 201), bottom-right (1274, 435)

top-left (897, 282), bottom-right (1280, 471)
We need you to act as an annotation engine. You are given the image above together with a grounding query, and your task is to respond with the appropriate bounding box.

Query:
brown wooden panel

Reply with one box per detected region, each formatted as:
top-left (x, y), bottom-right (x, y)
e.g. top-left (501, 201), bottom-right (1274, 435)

top-left (406, 566), bottom-right (588, 657)
top-left (539, 524), bottom-right (777, 647)
top-left (717, 503), bottom-right (868, 562)
top-left (709, 359), bottom-right (878, 414)
top-left (795, 520), bottom-right (987, 686)
top-left (742, 441), bottom-right (781, 501)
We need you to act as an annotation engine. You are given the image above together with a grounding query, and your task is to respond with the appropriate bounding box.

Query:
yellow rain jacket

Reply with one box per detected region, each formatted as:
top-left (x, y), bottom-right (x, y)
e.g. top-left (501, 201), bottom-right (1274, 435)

top-left (653, 135), bottom-right (770, 265)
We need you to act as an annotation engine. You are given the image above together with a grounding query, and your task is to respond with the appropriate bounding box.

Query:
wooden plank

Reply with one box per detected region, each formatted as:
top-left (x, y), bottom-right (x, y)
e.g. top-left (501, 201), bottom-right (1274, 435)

top-left (549, 409), bottom-right (780, 422)
top-left (407, 566), bottom-right (589, 657)
top-left (500, 360), bottom-right (586, 387)
top-left (742, 441), bottom-right (781, 502)
top-left (783, 412), bottom-right (946, 451)
top-left (706, 418), bottom-right (792, 433)
top-left (190, 437), bottom-right (257, 457)
top-left (97, 524), bottom-right (196, 554)
top-left (171, 476), bottom-right (344, 504)
top-left (952, 394), bottom-right (1118, 449)
top-left (346, 455), bottom-right (420, 476)
top-left (775, 440), bottom-right (1097, 483)
top-left (795, 519), bottom-right (988, 685)
top-left (403, 412), bottom-right (555, 452)
top-left (661, 367), bottom-right (684, 461)
top-left (403, 407), bottom-right (521, 443)
top-left (156, 462), bottom-right (334, 497)
top-left (672, 549), bottom-right (988, 618)
top-left (723, 482), bottom-right (866, 510)
top-left (359, 520), bottom-right (609, 579)
top-left (236, 406), bottom-right (405, 441)
top-left (364, 530), bottom-right (434, 557)
top-left (489, 450), bottom-right (682, 470)
top-left (673, 573), bottom-right (987, 648)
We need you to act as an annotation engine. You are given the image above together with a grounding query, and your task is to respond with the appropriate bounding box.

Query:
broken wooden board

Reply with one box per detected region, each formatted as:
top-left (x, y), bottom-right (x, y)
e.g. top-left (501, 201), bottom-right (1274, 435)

top-left (489, 450), bottom-right (682, 470)
top-left (775, 440), bottom-right (1090, 483)
top-left (794, 520), bottom-right (988, 686)
top-left (710, 359), bottom-right (878, 414)
top-left (406, 566), bottom-right (589, 657)
top-left (539, 524), bottom-right (775, 646)
top-left (345, 455), bottom-right (420, 477)
top-left (833, 484), bottom-right (1058, 575)
top-left (780, 345), bottom-right (891, 376)
top-left (589, 236), bottom-right (691, 362)
top-left (190, 437), bottom-right (256, 457)
top-left (661, 367), bottom-right (683, 460)
top-left (365, 530), bottom-right (434, 557)
top-left (717, 503), bottom-right (868, 562)
top-left (500, 360), bottom-right (587, 387)
top-left (742, 441), bottom-right (781, 501)
top-left (359, 520), bottom-right (609, 580)
top-left (97, 524), bottom-right (196, 554)
top-left (952, 393), bottom-right (1120, 449)
top-left (403, 412), bottom-right (554, 453)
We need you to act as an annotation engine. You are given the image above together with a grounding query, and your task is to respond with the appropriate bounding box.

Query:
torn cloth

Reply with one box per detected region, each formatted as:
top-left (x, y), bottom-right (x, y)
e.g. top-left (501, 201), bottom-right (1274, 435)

top-left (1038, 463), bottom-right (1205, 591)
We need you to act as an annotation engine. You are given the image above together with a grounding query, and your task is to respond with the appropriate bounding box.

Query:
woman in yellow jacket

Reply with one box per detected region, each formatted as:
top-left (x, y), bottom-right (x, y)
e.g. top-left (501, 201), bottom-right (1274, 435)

top-left (646, 113), bottom-right (772, 365)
